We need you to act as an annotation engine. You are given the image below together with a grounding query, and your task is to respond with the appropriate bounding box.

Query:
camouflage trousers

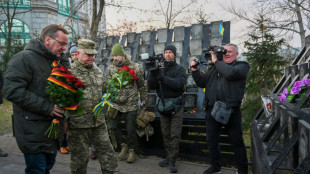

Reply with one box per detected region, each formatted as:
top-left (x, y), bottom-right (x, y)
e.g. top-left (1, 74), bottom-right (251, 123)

top-left (160, 106), bottom-right (184, 163)
top-left (67, 123), bottom-right (118, 174)
top-left (110, 110), bottom-right (137, 149)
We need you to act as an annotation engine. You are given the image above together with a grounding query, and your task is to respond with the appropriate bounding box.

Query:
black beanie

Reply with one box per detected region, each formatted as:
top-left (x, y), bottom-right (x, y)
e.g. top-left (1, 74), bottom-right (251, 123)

top-left (164, 44), bottom-right (176, 56)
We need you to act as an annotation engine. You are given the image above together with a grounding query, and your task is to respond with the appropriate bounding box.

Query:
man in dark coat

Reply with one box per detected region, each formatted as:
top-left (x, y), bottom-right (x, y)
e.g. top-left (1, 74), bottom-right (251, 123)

top-left (191, 43), bottom-right (249, 174)
top-left (147, 44), bottom-right (186, 173)
top-left (4, 24), bottom-right (68, 174)
top-left (0, 71), bottom-right (8, 157)
top-left (0, 71), bottom-right (3, 105)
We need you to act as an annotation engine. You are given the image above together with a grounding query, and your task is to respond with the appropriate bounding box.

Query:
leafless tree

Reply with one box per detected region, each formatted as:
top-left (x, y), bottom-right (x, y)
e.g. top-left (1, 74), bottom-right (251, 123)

top-left (195, 7), bottom-right (210, 24)
top-left (65, 0), bottom-right (141, 39)
top-left (222, 0), bottom-right (310, 47)
top-left (66, 0), bottom-right (210, 39)
top-left (106, 19), bottom-right (137, 36)
top-left (63, 0), bottom-right (87, 35)
top-left (154, 0), bottom-right (199, 29)
top-left (64, 0), bottom-right (105, 40)
top-left (89, 0), bottom-right (105, 40)
top-left (0, 0), bottom-right (31, 47)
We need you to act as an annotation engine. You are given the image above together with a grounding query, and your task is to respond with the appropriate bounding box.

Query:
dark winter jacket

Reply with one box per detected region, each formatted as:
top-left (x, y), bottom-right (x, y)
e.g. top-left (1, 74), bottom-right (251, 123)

top-left (192, 60), bottom-right (250, 109)
top-left (147, 60), bottom-right (186, 98)
top-left (0, 71), bottom-right (3, 104)
top-left (4, 38), bottom-right (69, 154)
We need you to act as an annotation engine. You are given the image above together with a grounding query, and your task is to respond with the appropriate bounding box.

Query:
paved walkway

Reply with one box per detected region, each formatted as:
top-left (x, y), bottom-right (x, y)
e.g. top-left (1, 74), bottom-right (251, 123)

top-left (0, 134), bottom-right (239, 174)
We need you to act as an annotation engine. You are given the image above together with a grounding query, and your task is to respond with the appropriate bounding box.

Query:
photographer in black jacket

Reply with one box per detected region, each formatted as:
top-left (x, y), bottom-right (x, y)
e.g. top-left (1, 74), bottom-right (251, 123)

top-left (148, 44), bottom-right (186, 173)
top-left (191, 43), bottom-right (249, 174)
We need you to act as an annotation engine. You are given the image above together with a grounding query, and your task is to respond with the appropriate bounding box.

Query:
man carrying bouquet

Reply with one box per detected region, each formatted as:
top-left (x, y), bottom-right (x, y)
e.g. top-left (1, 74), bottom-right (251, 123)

top-left (107, 43), bottom-right (147, 163)
top-left (67, 39), bottom-right (118, 174)
top-left (4, 24), bottom-right (68, 174)
top-left (0, 71), bottom-right (8, 158)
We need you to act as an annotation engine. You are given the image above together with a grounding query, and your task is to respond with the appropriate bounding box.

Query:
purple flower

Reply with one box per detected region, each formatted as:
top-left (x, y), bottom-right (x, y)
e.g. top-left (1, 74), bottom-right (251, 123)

top-left (303, 78), bottom-right (310, 87)
top-left (282, 87), bottom-right (289, 96)
top-left (279, 94), bottom-right (287, 102)
top-left (290, 86), bottom-right (301, 95)
top-left (280, 78), bottom-right (310, 103)
top-left (293, 80), bottom-right (305, 88)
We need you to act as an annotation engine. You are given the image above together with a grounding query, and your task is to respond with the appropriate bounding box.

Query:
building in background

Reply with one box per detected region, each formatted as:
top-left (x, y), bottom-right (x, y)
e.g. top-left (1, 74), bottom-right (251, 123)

top-left (0, 0), bottom-right (106, 47)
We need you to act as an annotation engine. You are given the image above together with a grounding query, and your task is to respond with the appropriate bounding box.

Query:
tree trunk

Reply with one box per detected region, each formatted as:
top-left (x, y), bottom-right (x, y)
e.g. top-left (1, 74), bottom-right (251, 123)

top-left (166, 0), bottom-right (172, 29)
top-left (308, 0), bottom-right (310, 30)
top-left (294, 0), bottom-right (306, 47)
top-left (90, 0), bottom-right (105, 40)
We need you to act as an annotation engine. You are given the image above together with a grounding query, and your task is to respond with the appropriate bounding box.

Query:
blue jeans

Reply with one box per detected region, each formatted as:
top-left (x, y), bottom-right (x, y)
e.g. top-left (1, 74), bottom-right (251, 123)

top-left (24, 152), bottom-right (57, 174)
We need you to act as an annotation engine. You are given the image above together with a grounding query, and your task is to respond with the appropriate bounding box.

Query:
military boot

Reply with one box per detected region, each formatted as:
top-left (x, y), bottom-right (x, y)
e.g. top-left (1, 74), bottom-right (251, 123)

top-left (127, 149), bottom-right (136, 163)
top-left (0, 148), bottom-right (8, 157)
top-left (118, 143), bottom-right (128, 160)
top-left (168, 161), bottom-right (178, 173)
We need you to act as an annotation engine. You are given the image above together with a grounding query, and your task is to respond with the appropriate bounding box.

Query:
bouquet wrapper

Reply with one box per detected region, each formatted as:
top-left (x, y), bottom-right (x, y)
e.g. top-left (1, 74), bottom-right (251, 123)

top-left (93, 93), bottom-right (113, 118)
top-left (44, 118), bottom-right (60, 139)
top-left (45, 61), bottom-right (85, 139)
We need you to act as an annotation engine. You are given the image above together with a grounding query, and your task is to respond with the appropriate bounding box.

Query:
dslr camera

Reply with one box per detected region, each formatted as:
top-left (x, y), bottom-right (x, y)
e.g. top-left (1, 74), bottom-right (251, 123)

top-left (203, 45), bottom-right (227, 61)
top-left (140, 53), bottom-right (164, 71)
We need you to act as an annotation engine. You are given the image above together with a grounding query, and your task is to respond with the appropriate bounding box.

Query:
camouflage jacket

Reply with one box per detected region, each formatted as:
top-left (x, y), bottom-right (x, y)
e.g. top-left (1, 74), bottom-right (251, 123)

top-left (107, 55), bottom-right (147, 112)
top-left (67, 60), bottom-right (106, 128)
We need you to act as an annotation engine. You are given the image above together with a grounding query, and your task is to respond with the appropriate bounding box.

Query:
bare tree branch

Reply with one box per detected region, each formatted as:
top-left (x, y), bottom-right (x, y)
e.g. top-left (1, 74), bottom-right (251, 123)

top-left (0, 0), bottom-right (31, 47)
top-left (155, 0), bottom-right (199, 29)
top-left (221, 0), bottom-right (309, 47)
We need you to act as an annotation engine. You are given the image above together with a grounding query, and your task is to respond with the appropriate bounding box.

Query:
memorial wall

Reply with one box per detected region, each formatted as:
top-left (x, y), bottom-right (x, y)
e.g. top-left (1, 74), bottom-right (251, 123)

top-left (94, 21), bottom-right (230, 117)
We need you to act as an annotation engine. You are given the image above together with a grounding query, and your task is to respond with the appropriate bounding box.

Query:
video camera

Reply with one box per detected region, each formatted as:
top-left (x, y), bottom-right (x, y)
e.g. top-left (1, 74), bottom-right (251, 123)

top-left (191, 45), bottom-right (227, 69)
top-left (140, 53), bottom-right (164, 71)
top-left (203, 45), bottom-right (227, 61)
top-left (191, 58), bottom-right (207, 69)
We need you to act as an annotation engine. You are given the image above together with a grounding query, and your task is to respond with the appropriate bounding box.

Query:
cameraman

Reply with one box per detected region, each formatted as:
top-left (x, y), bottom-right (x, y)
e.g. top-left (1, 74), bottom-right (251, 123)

top-left (190, 43), bottom-right (249, 174)
top-left (147, 44), bottom-right (186, 173)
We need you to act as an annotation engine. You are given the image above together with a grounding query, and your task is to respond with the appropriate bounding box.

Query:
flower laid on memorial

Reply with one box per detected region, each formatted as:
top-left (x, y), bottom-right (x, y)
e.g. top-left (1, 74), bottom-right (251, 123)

top-left (261, 95), bottom-right (272, 116)
top-left (92, 66), bottom-right (138, 118)
top-left (45, 61), bottom-right (85, 139)
top-left (279, 78), bottom-right (310, 103)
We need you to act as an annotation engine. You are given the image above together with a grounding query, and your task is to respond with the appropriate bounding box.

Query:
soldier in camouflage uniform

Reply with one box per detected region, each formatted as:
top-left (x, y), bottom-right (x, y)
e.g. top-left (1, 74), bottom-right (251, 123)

top-left (107, 43), bottom-right (147, 163)
top-left (67, 39), bottom-right (118, 174)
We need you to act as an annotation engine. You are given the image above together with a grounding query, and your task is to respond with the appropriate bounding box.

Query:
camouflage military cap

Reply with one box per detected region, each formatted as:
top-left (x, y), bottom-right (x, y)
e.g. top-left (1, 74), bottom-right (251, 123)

top-left (78, 39), bottom-right (97, 54)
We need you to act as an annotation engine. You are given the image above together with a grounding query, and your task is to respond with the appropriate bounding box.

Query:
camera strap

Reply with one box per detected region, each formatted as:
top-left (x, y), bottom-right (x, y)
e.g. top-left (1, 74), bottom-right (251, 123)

top-left (158, 81), bottom-right (165, 107)
top-left (158, 68), bottom-right (166, 108)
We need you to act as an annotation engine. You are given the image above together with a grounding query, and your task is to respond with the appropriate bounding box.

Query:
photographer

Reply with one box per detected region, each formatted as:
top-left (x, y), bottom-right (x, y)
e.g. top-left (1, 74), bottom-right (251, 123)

top-left (147, 44), bottom-right (186, 173)
top-left (190, 43), bottom-right (249, 174)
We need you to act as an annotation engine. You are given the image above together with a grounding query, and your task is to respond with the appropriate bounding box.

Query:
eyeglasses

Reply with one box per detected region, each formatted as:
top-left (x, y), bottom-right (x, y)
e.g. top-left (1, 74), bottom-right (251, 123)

top-left (50, 36), bottom-right (67, 46)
